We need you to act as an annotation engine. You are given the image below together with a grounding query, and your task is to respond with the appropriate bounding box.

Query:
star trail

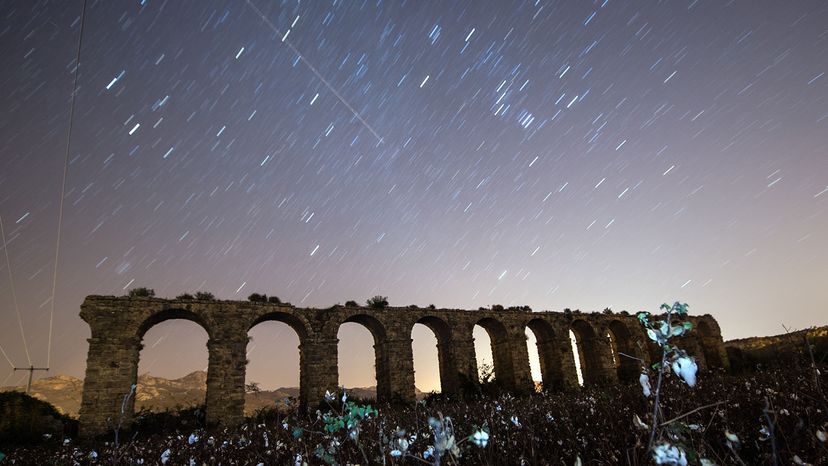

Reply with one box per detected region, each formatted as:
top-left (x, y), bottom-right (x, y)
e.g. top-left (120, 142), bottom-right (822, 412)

top-left (0, 0), bottom-right (826, 391)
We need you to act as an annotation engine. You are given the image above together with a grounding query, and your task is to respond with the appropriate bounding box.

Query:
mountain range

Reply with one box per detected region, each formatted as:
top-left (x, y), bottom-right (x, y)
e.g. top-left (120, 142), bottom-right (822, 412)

top-left (1, 371), bottom-right (425, 418)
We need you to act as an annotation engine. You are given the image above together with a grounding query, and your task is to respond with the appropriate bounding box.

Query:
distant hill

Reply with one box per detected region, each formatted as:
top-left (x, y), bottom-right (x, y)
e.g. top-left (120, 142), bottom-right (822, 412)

top-left (725, 325), bottom-right (828, 372)
top-left (1, 371), bottom-right (426, 418)
top-left (725, 325), bottom-right (828, 352)
top-left (0, 374), bottom-right (83, 419)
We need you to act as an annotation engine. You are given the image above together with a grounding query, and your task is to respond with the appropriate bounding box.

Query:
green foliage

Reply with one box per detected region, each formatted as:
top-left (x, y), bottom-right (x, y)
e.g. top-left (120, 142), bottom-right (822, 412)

top-left (248, 293), bottom-right (267, 303)
top-left (366, 295), bottom-right (389, 309)
top-left (637, 301), bottom-right (693, 346)
top-left (128, 287), bottom-right (155, 298)
top-left (322, 402), bottom-right (378, 435)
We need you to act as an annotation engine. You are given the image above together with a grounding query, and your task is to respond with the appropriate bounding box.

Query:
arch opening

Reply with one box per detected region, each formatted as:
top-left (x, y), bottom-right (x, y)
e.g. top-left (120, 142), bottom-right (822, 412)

top-left (412, 323), bottom-right (441, 394)
top-left (415, 316), bottom-right (454, 393)
top-left (245, 320), bottom-right (301, 415)
top-left (570, 320), bottom-right (601, 386)
top-left (473, 324), bottom-right (494, 383)
top-left (473, 318), bottom-right (514, 388)
top-left (137, 318), bottom-right (209, 413)
top-left (526, 319), bottom-right (564, 391)
top-left (607, 321), bottom-right (640, 383)
top-left (569, 330), bottom-right (585, 386)
top-left (525, 328), bottom-right (543, 390)
top-left (338, 315), bottom-right (388, 399)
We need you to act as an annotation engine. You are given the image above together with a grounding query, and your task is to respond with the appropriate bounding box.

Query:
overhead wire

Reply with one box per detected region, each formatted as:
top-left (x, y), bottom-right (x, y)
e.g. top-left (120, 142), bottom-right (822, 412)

top-left (0, 215), bottom-right (31, 366)
top-left (47, 0), bottom-right (88, 369)
top-left (0, 342), bottom-right (16, 369)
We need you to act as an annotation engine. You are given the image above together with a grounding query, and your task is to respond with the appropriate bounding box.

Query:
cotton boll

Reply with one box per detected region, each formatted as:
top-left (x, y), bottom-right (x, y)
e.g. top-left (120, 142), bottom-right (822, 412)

top-left (652, 443), bottom-right (688, 466)
top-left (640, 372), bottom-right (652, 397)
top-left (671, 356), bottom-right (698, 387)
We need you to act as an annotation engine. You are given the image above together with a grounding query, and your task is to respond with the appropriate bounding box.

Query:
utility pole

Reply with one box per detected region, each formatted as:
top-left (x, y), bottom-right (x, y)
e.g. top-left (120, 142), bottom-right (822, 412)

top-left (14, 365), bottom-right (49, 393)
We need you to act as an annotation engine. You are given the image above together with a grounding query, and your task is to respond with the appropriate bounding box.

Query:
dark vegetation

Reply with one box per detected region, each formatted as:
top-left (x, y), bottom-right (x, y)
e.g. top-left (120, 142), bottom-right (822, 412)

top-left (126, 287), bottom-right (154, 298)
top-left (0, 392), bottom-right (77, 445)
top-left (195, 291), bottom-right (215, 300)
top-left (3, 358), bottom-right (826, 464)
top-left (366, 295), bottom-right (389, 309)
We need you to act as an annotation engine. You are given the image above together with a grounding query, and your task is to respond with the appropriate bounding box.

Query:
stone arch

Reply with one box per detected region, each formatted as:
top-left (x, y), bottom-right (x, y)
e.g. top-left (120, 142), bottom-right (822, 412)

top-left (246, 312), bottom-right (308, 412)
top-left (339, 314), bottom-right (391, 400)
top-left (526, 318), bottom-right (565, 391)
top-left (607, 320), bottom-right (639, 383)
top-left (130, 307), bottom-right (213, 425)
top-left (343, 313), bottom-right (388, 342)
top-left (137, 307), bottom-right (212, 340)
top-left (697, 320), bottom-right (725, 369)
top-left (570, 320), bottom-right (603, 386)
top-left (249, 311), bottom-right (310, 341)
top-left (474, 317), bottom-right (515, 389)
top-left (138, 317), bottom-right (209, 409)
top-left (413, 316), bottom-right (456, 394)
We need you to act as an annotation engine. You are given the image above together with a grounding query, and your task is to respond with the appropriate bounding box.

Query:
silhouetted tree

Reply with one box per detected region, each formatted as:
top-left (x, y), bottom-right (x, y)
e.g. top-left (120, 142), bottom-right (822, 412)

top-left (128, 287), bottom-right (155, 298)
top-left (506, 305), bottom-right (532, 312)
top-left (367, 295), bottom-right (389, 309)
top-left (176, 293), bottom-right (194, 300)
top-left (248, 293), bottom-right (267, 303)
top-left (195, 291), bottom-right (215, 300)
top-left (491, 304), bottom-right (504, 312)
top-left (267, 296), bottom-right (281, 304)
top-left (345, 300), bottom-right (359, 307)
top-left (428, 304), bottom-right (436, 310)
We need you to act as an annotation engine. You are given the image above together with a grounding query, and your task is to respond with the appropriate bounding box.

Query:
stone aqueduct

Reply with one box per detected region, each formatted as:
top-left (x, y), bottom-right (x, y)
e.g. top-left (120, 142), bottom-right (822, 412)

top-left (78, 295), bottom-right (729, 437)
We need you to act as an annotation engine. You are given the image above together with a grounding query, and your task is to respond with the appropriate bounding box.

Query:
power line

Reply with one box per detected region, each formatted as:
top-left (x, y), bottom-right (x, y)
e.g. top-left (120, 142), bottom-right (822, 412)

top-left (244, 0), bottom-right (384, 144)
top-left (47, 0), bottom-right (88, 369)
top-left (0, 342), bottom-right (16, 369)
top-left (14, 365), bottom-right (49, 393)
top-left (0, 215), bottom-right (31, 365)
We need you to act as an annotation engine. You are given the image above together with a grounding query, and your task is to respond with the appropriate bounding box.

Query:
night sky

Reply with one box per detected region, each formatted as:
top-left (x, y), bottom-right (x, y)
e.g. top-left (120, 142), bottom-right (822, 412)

top-left (1, 0), bottom-right (826, 393)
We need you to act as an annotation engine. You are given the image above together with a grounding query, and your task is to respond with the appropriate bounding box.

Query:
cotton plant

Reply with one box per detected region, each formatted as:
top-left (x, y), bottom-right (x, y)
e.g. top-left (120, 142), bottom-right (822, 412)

top-left (435, 415), bottom-right (463, 462)
top-left (302, 389), bottom-right (378, 465)
top-left (387, 427), bottom-right (417, 459)
top-left (636, 301), bottom-right (701, 461)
